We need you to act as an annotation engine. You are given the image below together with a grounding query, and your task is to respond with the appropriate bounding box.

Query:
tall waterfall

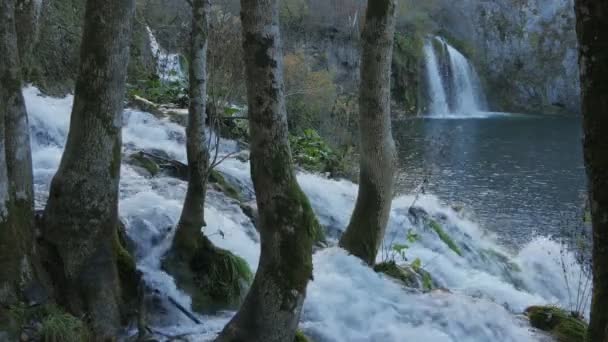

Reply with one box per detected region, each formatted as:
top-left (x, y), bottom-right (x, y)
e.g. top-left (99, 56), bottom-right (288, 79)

top-left (424, 37), bottom-right (487, 117)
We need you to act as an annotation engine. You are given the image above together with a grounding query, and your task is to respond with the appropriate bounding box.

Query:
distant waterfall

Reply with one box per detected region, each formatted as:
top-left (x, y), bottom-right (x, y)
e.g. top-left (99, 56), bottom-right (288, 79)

top-left (423, 37), bottom-right (487, 117)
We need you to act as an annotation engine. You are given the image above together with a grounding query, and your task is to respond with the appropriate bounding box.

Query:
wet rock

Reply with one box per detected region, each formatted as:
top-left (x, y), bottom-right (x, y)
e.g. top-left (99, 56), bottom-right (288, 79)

top-left (525, 306), bottom-right (587, 342)
top-left (374, 261), bottom-right (437, 291)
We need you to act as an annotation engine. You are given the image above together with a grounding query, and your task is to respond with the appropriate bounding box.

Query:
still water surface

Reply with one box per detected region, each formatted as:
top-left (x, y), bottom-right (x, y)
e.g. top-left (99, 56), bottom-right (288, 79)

top-left (394, 114), bottom-right (586, 244)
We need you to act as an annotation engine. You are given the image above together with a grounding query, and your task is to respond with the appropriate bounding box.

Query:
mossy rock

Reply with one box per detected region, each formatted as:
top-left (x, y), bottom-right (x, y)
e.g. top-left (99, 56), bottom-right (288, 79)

top-left (209, 169), bottom-right (241, 201)
top-left (127, 151), bottom-right (161, 176)
top-left (163, 237), bottom-right (253, 314)
top-left (374, 261), bottom-right (435, 291)
top-left (525, 306), bottom-right (587, 342)
top-left (429, 220), bottom-right (463, 256)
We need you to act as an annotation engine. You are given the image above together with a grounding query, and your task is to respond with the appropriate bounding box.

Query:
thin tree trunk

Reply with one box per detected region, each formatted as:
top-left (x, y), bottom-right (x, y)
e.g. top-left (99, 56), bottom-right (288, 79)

top-left (42, 0), bottom-right (135, 337)
top-left (215, 0), bottom-right (319, 340)
top-left (575, 1), bottom-right (608, 341)
top-left (339, 0), bottom-right (397, 265)
top-left (0, 0), bottom-right (35, 305)
top-left (171, 0), bottom-right (211, 256)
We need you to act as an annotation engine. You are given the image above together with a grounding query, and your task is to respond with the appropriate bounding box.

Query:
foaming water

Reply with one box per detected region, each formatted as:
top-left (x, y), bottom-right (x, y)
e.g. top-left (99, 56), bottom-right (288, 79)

top-left (24, 86), bottom-right (585, 341)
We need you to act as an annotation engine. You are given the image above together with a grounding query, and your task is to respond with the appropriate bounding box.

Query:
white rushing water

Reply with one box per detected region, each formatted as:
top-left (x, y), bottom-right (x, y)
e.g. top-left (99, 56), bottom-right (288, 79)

top-left (423, 41), bottom-right (450, 116)
top-left (24, 86), bottom-right (588, 341)
top-left (424, 37), bottom-right (487, 117)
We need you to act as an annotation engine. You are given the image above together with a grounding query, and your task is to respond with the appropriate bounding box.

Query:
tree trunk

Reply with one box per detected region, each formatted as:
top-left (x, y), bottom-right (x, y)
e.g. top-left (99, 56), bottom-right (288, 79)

top-left (339, 0), bottom-right (397, 265)
top-left (42, 0), bottom-right (136, 337)
top-left (575, 1), bottom-right (608, 341)
top-left (15, 0), bottom-right (43, 76)
top-left (171, 0), bottom-right (211, 257)
top-left (215, 0), bottom-right (319, 340)
top-left (0, 0), bottom-right (35, 306)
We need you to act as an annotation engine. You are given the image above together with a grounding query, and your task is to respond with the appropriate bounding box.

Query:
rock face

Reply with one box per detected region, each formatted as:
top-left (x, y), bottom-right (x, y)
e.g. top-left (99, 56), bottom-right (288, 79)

top-left (468, 0), bottom-right (579, 115)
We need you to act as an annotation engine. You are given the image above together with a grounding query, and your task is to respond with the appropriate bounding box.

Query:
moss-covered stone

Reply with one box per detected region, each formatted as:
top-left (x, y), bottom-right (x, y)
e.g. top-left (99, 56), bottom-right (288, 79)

top-left (374, 261), bottom-right (435, 291)
top-left (525, 306), bottom-right (587, 342)
top-left (128, 152), bottom-right (161, 176)
top-left (209, 169), bottom-right (241, 201)
top-left (429, 220), bottom-right (463, 256)
top-left (163, 236), bottom-right (253, 314)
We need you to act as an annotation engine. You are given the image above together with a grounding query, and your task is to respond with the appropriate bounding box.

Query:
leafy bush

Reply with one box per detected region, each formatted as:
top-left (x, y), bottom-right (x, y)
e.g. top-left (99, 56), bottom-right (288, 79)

top-left (284, 52), bottom-right (337, 134)
top-left (128, 76), bottom-right (188, 108)
top-left (289, 129), bottom-right (346, 175)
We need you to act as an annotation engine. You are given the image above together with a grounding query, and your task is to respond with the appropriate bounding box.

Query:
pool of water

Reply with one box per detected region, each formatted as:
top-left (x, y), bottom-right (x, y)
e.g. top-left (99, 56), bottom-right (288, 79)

top-left (393, 113), bottom-right (586, 244)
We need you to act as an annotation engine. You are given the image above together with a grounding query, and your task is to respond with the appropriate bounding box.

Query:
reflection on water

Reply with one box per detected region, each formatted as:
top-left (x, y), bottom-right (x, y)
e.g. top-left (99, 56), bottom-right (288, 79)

top-left (394, 114), bottom-right (586, 244)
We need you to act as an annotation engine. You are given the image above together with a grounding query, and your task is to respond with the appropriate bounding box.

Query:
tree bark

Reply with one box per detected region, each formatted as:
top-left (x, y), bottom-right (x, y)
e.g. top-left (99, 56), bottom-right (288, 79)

top-left (15, 0), bottom-right (43, 75)
top-left (0, 0), bottom-right (36, 306)
top-left (171, 0), bottom-right (211, 256)
top-left (42, 0), bottom-right (136, 337)
top-left (339, 0), bottom-right (397, 265)
top-left (215, 0), bottom-right (319, 340)
top-left (575, 1), bottom-right (608, 341)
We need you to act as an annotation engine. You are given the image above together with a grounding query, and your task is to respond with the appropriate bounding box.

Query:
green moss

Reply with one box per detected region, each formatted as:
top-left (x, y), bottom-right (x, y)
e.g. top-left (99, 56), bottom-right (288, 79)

top-left (39, 310), bottom-right (90, 342)
top-left (374, 261), bottom-right (435, 291)
top-left (422, 272), bottom-right (433, 291)
top-left (429, 220), bottom-right (462, 256)
top-left (129, 152), bottom-right (160, 176)
top-left (209, 170), bottom-right (241, 201)
top-left (6, 304), bottom-right (90, 342)
top-left (189, 245), bottom-right (253, 312)
top-left (295, 330), bottom-right (311, 342)
top-left (526, 306), bottom-right (587, 342)
top-left (276, 182), bottom-right (317, 293)
top-left (113, 227), bottom-right (139, 311)
top-left (163, 236), bottom-right (254, 314)
top-left (374, 261), bottom-right (418, 288)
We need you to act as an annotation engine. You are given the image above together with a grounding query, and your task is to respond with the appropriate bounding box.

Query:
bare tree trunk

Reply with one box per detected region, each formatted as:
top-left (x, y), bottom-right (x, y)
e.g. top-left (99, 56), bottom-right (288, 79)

top-left (215, 0), bottom-right (319, 340)
top-left (171, 0), bottom-right (211, 257)
top-left (42, 0), bottom-right (136, 337)
top-left (575, 1), bottom-right (608, 341)
top-left (339, 0), bottom-right (397, 265)
top-left (0, 0), bottom-right (35, 306)
top-left (15, 0), bottom-right (43, 76)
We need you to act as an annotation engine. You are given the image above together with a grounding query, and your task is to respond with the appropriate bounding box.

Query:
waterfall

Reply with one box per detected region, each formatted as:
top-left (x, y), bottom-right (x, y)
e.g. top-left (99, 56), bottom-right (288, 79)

top-left (147, 26), bottom-right (184, 82)
top-left (423, 37), bottom-right (487, 117)
top-left (423, 41), bottom-right (450, 115)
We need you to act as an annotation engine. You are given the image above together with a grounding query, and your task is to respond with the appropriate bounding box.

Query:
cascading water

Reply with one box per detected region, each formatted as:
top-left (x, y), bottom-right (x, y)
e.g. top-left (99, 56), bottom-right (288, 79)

top-left (25, 86), bottom-right (587, 341)
top-left (424, 37), bottom-right (487, 117)
top-left (147, 26), bottom-right (184, 82)
top-left (423, 41), bottom-right (450, 115)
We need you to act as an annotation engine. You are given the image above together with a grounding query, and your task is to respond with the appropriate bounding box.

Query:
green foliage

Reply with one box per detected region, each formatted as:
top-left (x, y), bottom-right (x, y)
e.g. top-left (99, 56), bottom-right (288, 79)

top-left (294, 330), bottom-right (311, 342)
top-left (386, 229), bottom-right (419, 262)
top-left (421, 272), bottom-right (433, 291)
top-left (39, 311), bottom-right (90, 342)
top-left (429, 220), bottom-right (463, 256)
top-left (128, 76), bottom-right (188, 108)
top-left (284, 52), bottom-right (337, 134)
top-left (8, 304), bottom-right (90, 342)
top-left (526, 306), bottom-right (587, 342)
top-left (289, 129), bottom-right (347, 176)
